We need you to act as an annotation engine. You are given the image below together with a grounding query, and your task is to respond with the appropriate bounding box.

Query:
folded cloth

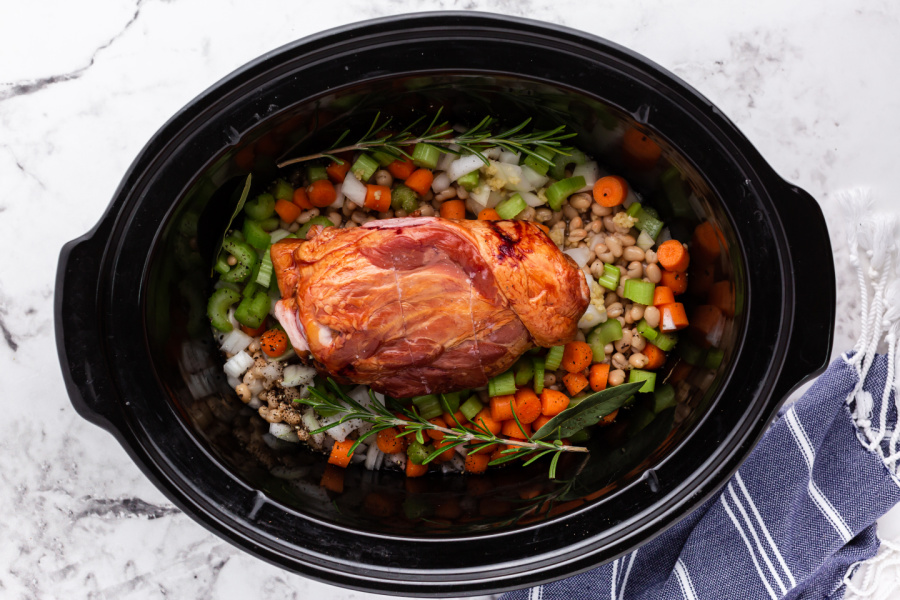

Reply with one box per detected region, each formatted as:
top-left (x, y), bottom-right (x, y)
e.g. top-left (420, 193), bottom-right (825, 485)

top-left (502, 193), bottom-right (900, 600)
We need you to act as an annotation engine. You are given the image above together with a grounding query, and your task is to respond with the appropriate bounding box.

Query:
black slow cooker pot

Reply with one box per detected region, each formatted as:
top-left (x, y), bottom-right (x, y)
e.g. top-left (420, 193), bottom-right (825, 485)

top-left (55, 12), bottom-right (834, 597)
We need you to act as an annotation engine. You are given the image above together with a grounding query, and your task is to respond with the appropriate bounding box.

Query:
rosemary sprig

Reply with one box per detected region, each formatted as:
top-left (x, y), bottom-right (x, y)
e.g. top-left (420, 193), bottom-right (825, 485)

top-left (294, 379), bottom-right (587, 479)
top-left (276, 108), bottom-right (577, 170)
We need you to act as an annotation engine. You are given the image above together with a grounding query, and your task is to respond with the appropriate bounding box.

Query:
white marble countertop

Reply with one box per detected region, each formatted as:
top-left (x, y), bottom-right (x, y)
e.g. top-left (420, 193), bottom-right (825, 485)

top-left (3, 0), bottom-right (899, 598)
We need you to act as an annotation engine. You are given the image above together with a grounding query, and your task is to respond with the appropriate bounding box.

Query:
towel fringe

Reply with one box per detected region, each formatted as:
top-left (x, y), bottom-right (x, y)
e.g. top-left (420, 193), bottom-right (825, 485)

top-left (843, 540), bottom-right (900, 600)
top-left (839, 189), bottom-right (900, 471)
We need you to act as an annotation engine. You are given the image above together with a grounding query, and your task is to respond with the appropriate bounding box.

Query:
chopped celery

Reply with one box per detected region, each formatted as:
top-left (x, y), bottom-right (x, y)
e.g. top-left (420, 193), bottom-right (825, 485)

top-left (213, 252), bottom-right (231, 275)
top-left (459, 397), bottom-right (484, 422)
top-left (256, 248), bottom-right (273, 288)
top-left (489, 371), bottom-right (517, 397)
top-left (533, 356), bottom-right (546, 394)
top-left (661, 166), bottom-right (692, 218)
top-left (653, 384), bottom-right (676, 413)
top-left (704, 347), bottom-right (725, 370)
top-left (496, 193), bottom-right (527, 219)
top-left (596, 319), bottom-right (623, 345)
top-left (678, 339), bottom-right (706, 365)
top-left (412, 394), bottom-right (443, 420)
top-left (514, 358), bottom-right (534, 386)
top-left (219, 237), bottom-right (258, 283)
top-left (635, 318), bottom-right (659, 341)
top-left (623, 279), bottom-right (655, 305)
top-left (412, 143), bottom-right (440, 169)
top-left (306, 164), bottom-right (328, 183)
top-left (544, 345), bottom-right (565, 371)
top-left (351, 154), bottom-right (379, 182)
top-left (407, 441), bottom-right (433, 465)
top-left (548, 149), bottom-right (587, 180)
top-left (207, 288), bottom-right (241, 332)
top-left (654, 331), bottom-right (679, 352)
top-left (242, 219), bottom-right (271, 250)
top-left (370, 149), bottom-right (398, 167)
top-left (243, 261), bottom-right (261, 298)
top-left (272, 179), bottom-right (294, 201)
top-left (628, 369), bottom-right (657, 393)
top-left (626, 202), bottom-right (665, 239)
top-left (244, 193), bottom-right (276, 221)
top-left (456, 170), bottom-right (480, 191)
top-left (440, 391), bottom-right (464, 414)
top-left (597, 264), bottom-right (621, 290)
top-left (297, 216), bottom-right (334, 239)
top-left (586, 327), bottom-right (607, 362)
top-left (545, 176), bottom-right (586, 211)
top-left (234, 290), bottom-right (270, 329)
top-left (523, 146), bottom-right (555, 176)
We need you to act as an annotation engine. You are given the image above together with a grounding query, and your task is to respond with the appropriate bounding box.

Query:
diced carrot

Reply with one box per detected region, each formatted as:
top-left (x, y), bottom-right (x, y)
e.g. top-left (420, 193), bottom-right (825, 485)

top-left (690, 304), bottom-right (725, 347)
top-left (426, 416), bottom-right (447, 441)
top-left (465, 452), bottom-right (490, 474)
top-left (669, 360), bottom-right (692, 384)
top-left (540, 388), bottom-right (570, 417)
top-left (502, 419), bottom-right (531, 439)
top-left (292, 187), bottom-right (313, 209)
top-left (442, 411), bottom-right (467, 427)
top-left (597, 408), bottom-right (619, 426)
top-left (490, 395), bottom-right (516, 422)
top-left (478, 208), bottom-right (501, 220)
top-left (622, 128), bottom-right (662, 169)
top-left (364, 184), bottom-right (392, 212)
top-left (535, 222), bottom-right (551, 235)
top-left (274, 198), bottom-right (301, 224)
top-left (653, 285), bottom-right (676, 306)
top-left (659, 302), bottom-right (690, 332)
top-left (660, 270), bottom-right (688, 295)
top-left (532, 414), bottom-right (552, 431)
top-left (326, 159), bottom-right (351, 183)
top-left (320, 464), bottom-right (345, 493)
top-left (709, 280), bottom-right (735, 317)
top-left (432, 438), bottom-right (457, 462)
top-left (328, 439), bottom-right (355, 468)
top-left (440, 199), bottom-right (466, 219)
top-left (406, 460), bottom-right (428, 478)
top-left (643, 343), bottom-right (667, 370)
top-left (593, 175), bottom-right (628, 207)
top-left (307, 179), bottom-right (337, 207)
top-left (377, 427), bottom-right (407, 454)
top-left (689, 262), bottom-right (714, 297)
top-left (692, 221), bottom-right (722, 264)
top-left (472, 409), bottom-right (502, 436)
top-left (387, 158), bottom-right (416, 180)
top-left (241, 323), bottom-right (267, 337)
top-left (260, 329), bottom-right (288, 357)
top-left (404, 168), bottom-right (434, 196)
top-left (561, 341), bottom-right (593, 373)
top-left (589, 363), bottom-right (610, 391)
top-left (562, 372), bottom-right (589, 396)
top-left (513, 388), bottom-right (542, 424)
top-left (657, 239), bottom-right (691, 273)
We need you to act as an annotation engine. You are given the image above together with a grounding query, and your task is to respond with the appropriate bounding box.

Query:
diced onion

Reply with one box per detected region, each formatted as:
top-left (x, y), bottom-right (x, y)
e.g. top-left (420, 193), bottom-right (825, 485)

top-left (515, 165), bottom-right (549, 192)
top-left (258, 361), bottom-right (282, 384)
top-left (520, 191), bottom-right (544, 207)
top-left (223, 351), bottom-right (254, 378)
top-left (564, 247), bottom-right (593, 268)
top-left (469, 184), bottom-right (491, 207)
top-left (269, 422), bottom-right (300, 442)
top-left (220, 329), bottom-right (252, 355)
top-left (329, 183), bottom-right (344, 208)
top-left (282, 364), bottom-right (317, 387)
top-left (578, 303), bottom-right (606, 330)
top-left (657, 227), bottom-right (673, 245)
top-left (623, 188), bottom-right (640, 208)
top-left (432, 172), bottom-right (451, 194)
top-left (384, 452), bottom-right (407, 470)
top-left (302, 408), bottom-right (324, 446)
top-left (341, 173), bottom-right (367, 206)
top-left (588, 233), bottom-right (606, 252)
top-left (447, 155), bottom-right (484, 182)
top-left (637, 230), bottom-right (655, 250)
top-left (351, 445), bottom-right (369, 463)
top-left (483, 147), bottom-right (503, 160)
top-left (499, 150), bottom-right (520, 164)
top-left (574, 161), bottom-right (601, 193)
top-left (365, 443), bottom-right (383, 470)
top-left (269, 228), bottom-right (292, 244)
top-left (486, 190), bottom-right (504, 209)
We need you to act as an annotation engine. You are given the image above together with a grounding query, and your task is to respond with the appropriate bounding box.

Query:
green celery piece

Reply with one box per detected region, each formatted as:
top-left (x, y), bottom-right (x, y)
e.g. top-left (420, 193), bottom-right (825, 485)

top-left (623, 279), bottom-right (655, 305)
top-left (219, 237), bottom-right (258, 283)
top-left (351, 154), bottom-right (378, 182)
top-left (207, 288), bottom-right (241, 332)
top-left (307, 164), bottom-right (328, 183)
top-left (545, 176), bottom-right (586, 211)
top-left (297, 216), bottom-right (334, 239)
top-left (496, 193), bottom-right (527, 219)
top-left (597, 319), bottom-right (623, 345)
top-left (244, 192), bottom-right (276, 220)
top-left (242, 219), bottom-right (271, 250)
top-left (456, 170), bottom-right (479, 191)
top-left (628, 369), bottom-right (657, 393)
top-left (234, 290), bottom-right (270, 329)
top-left (272, 179), bottom-right (294, 201)
top-left (459, 396), bottom-right (484, 422)
top-left (544, 345), bottom-right (565, 371)
top-left (412, 143), bottom-right (440, 169)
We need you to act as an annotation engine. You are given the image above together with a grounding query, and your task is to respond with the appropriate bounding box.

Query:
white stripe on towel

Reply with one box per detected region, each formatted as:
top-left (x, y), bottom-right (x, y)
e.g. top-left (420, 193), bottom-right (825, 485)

top-left (619, 550), bottom-right (637, 600)
top-left (728, 482), bottom-right (787, 594)
top-left (785, 408), bottom-right (855, 542)
top-left (721, 494), bottom-right (778, 600)
top-left (735, 471), bottom-right (797, 588)
top-left (673, 559), bottom-right (699, 600)
top-left (610, 558), bottom-right (619, 600)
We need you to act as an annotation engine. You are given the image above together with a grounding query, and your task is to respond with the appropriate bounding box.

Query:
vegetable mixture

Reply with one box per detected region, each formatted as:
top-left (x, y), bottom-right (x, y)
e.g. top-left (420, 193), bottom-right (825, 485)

top-left (208, 116), bottom-right (729, 479)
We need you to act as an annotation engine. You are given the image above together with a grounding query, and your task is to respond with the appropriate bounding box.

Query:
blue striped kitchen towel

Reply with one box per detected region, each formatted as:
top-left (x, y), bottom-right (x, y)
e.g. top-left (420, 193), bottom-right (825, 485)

top-left (503, 194), bottom-right (900, 599)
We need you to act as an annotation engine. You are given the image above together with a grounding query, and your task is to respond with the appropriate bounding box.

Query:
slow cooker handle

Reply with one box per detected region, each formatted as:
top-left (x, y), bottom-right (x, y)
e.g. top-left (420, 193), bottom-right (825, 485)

top-left (55, 231), bottom-right (121, 431)
top-left (770, 183), bottom-right (836, 401)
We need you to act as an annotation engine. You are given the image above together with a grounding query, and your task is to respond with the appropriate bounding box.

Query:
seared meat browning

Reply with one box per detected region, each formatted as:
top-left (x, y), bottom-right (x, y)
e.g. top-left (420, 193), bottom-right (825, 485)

top-left (271, 217), bottom-right (589, 397)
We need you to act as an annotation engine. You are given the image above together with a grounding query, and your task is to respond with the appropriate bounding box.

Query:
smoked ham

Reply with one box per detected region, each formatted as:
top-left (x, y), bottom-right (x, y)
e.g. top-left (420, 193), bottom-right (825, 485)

top-left (271, 217), bottom-right (589, 398)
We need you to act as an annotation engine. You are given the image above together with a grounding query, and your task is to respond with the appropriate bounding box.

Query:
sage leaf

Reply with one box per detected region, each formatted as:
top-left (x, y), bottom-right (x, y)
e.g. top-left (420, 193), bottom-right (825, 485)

top-left (532, 381), bottom-right (643, 441)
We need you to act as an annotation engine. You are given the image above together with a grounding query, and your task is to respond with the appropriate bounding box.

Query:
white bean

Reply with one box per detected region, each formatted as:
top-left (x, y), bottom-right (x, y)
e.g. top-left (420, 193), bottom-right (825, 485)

top-left (570, 193), bottom-right (593, 210)
top-left (608, 369), bottom-right (626, 386)
top-left (645, 263), bottom-right (662, 283)
top-left (623, 246), bottom-right (645, 262)
top-left (629, 353), bottom-right (649, 369)
top-left (643, 306), bottom-right (660, 328)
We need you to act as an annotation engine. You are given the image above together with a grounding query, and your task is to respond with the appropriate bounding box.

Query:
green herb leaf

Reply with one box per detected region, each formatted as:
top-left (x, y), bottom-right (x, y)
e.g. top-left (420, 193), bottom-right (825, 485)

top-left (532, 382), bottom-right (643, 441)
